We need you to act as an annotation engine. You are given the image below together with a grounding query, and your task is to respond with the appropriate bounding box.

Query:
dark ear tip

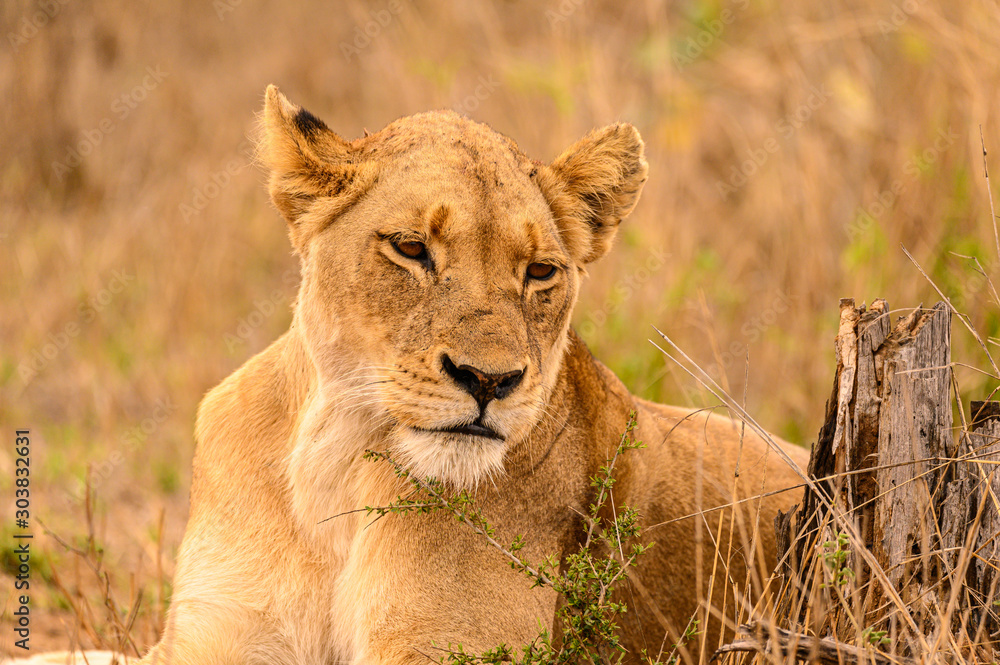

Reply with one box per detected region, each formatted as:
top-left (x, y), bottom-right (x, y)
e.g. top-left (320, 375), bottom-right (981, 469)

top-left (293, 108), bottom-right (329, 139)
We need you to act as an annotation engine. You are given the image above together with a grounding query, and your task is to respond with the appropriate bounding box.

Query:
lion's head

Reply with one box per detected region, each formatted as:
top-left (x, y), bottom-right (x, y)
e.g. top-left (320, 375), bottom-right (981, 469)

top-left (259, 86), bottom-right (647, 488)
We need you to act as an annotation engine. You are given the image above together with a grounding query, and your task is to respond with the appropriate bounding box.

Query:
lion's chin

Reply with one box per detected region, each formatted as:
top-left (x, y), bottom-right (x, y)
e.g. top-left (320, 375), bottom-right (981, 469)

top-left (393, 427), bottom-right (509, 490)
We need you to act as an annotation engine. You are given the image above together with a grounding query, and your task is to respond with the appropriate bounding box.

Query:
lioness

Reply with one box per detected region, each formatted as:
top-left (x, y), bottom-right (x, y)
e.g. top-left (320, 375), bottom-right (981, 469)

top-left (144, 86), bottom-right (808, 665)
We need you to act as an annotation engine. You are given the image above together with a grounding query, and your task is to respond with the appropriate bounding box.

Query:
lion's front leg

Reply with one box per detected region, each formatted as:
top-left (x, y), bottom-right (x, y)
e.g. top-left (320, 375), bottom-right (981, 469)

top-left (342, 514), bottom-right (561, 665)
top-left (138, 598), bottom-right (280, 665)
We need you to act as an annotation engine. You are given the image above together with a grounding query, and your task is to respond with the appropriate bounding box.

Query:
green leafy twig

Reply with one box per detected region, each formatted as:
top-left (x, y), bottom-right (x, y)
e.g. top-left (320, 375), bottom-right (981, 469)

top-left (819, 531), bottom-right (855, 589)
top-left (364, 412), bottom-right (659, 665)
top-left (362, 449), bottom-right (555, 587)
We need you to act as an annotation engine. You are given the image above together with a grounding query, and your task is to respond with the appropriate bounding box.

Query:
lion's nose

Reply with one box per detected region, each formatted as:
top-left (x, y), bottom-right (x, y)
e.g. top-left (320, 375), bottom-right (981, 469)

top-left (441, 354), bottom-right (525, 408)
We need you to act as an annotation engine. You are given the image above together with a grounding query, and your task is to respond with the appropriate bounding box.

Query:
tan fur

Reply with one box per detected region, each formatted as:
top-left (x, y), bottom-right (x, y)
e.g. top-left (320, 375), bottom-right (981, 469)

top-left (144, 86), bottom-right (808, 665)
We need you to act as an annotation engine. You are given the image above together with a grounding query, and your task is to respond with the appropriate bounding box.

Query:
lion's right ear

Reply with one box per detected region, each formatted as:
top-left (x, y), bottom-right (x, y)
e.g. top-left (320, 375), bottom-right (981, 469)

top-left (257, 85), bottom-right (377, 249)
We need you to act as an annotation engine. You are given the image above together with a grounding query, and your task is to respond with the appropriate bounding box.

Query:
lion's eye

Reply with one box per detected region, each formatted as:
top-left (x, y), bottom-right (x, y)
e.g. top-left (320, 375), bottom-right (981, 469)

top-left (527, 263), bottom-right (557, 281)
top-left (394, 240), bottom-right (427, 260)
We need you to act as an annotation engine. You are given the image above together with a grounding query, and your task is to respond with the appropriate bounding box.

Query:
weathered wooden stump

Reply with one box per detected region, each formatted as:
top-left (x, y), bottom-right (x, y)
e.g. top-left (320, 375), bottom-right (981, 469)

top-left (957, 402), bottom-right (1000, 640)
top-left (726, 300), bottom-right (999, 663)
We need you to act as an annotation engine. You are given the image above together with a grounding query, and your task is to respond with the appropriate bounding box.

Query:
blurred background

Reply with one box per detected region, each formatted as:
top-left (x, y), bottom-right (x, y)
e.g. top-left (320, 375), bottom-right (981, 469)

top-left (2, 0), bottom-right (999, 652)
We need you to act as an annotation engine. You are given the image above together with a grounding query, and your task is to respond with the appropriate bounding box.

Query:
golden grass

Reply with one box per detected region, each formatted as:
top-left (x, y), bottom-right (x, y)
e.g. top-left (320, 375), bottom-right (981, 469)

top-left (1, 0), bottom-right (999, 656)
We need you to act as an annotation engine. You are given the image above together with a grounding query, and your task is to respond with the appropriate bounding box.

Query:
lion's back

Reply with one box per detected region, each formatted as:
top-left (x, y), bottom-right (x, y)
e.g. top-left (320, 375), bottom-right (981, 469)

top-left (612, 397), bottom-right (808, 656)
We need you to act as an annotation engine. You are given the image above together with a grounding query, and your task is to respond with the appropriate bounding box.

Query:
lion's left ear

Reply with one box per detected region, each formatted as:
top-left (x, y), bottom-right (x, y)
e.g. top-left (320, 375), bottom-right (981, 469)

top-left (533, 124), bottom-right (648, 264)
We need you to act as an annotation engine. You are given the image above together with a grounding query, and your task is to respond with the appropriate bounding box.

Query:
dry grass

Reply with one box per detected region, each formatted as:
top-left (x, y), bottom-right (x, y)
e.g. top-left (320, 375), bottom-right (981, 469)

top-left (2, 0), bottom-right (1000, 657)
top-left (657, 304), bottom-right (1000, 664)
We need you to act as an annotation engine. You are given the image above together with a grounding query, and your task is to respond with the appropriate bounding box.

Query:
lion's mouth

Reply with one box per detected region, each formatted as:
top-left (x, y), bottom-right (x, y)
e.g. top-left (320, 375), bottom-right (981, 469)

top-left (414, 421), bottom-right (505, 441)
